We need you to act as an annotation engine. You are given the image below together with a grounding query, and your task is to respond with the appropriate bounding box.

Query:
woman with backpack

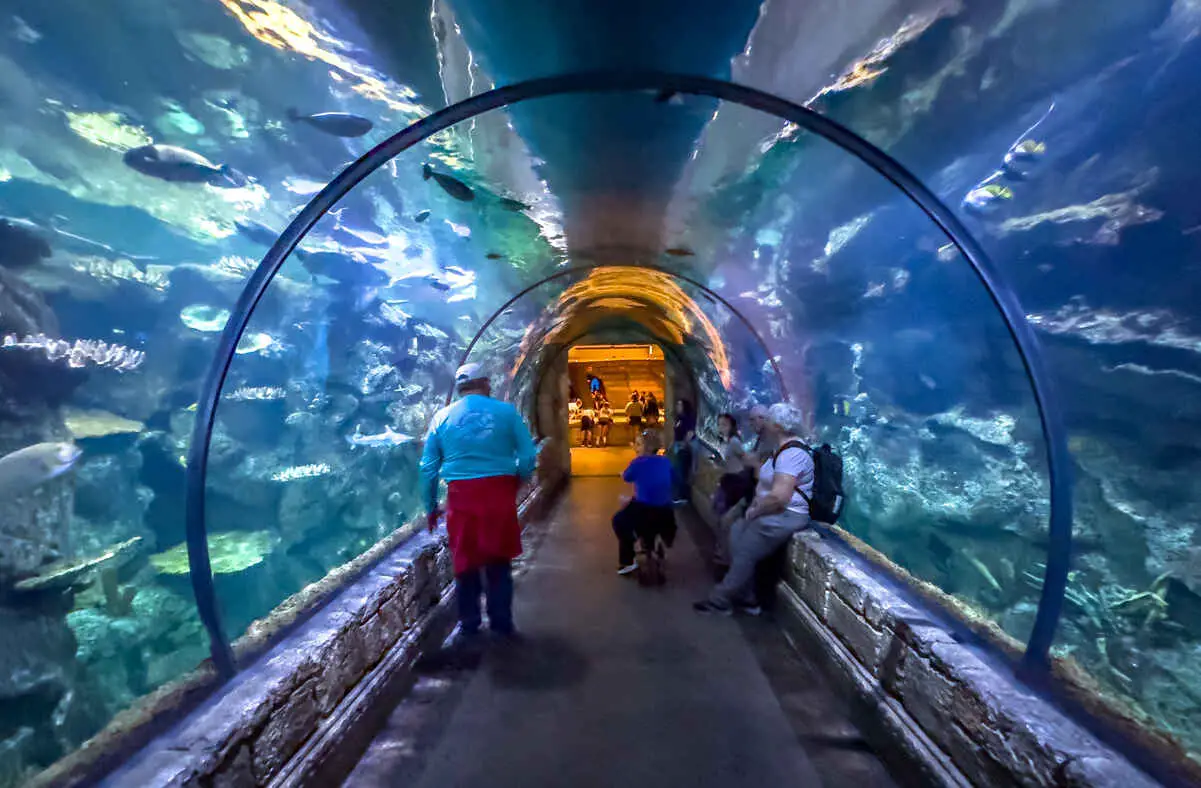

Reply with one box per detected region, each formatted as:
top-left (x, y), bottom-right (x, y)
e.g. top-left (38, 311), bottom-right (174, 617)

top-left (694, 402), bottom-right (813, 616)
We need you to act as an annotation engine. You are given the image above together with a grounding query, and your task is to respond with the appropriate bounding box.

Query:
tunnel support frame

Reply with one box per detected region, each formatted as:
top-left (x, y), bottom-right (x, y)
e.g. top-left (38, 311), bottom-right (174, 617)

top-left (185, 71), bottom-right (1072, 678)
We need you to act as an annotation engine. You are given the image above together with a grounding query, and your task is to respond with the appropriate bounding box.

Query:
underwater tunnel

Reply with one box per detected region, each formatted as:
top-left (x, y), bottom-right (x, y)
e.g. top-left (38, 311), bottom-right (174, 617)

top-left (2, 2), bottom-right (1201, 786)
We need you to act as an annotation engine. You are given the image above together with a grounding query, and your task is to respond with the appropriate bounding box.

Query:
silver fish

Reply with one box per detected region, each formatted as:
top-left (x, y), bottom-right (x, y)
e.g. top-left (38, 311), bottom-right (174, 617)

top-left (0, 442), bottom-right (82, 497)
top-left (345, 425), bottom-right (416, 449)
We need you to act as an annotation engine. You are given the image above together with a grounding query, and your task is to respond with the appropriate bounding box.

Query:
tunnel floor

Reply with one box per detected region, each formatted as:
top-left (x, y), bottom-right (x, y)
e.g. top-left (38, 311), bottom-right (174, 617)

top-left (343, 478), bottom-right (898, 787)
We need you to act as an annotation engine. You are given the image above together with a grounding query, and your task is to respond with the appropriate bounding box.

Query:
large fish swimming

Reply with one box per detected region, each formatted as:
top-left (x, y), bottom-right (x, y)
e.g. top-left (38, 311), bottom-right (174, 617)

top-left (0, 218), bottom-right (51, 269)
top-left (422, 163), bottom-right (474, 202)
top-left (0, 442), bottom-right (82, 498)
top-left (286, 109), bottom-right (374, 138)
top-left (123, 145), bottom-right (247, 188)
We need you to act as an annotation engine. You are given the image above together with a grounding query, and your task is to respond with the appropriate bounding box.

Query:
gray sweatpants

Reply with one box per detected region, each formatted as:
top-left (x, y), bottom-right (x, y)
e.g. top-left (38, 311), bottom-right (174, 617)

top-left (710, 510), bottom-right (809, 607)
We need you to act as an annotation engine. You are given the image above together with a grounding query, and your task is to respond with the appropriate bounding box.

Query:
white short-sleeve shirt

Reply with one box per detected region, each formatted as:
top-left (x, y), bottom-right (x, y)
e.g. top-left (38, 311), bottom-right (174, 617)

top-left (756, 444), bottom-right (815, 515)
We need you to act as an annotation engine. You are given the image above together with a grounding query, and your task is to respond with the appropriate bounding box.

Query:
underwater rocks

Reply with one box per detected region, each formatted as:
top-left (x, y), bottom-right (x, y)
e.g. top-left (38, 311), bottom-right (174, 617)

top-left (0, 607), bottom-right (80, 784)
top-left (67, 583), bottom-right (205, 719)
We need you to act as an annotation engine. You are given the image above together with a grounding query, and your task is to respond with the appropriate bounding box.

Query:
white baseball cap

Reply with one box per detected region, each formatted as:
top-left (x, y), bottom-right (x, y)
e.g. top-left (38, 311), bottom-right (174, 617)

top-left (454, 362), bottom-right (487, 385)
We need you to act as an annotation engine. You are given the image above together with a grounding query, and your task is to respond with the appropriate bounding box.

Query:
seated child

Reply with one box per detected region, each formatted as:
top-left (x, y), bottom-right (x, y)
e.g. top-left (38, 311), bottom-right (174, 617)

top-left (613, 430), bottom-right (678, 576)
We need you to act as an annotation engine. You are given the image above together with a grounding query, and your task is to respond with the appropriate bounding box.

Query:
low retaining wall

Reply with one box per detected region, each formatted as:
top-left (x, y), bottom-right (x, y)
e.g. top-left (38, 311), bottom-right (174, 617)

top-left (48, 479), bottom-right (564, 788)
top-left (688, 454), bottom-right (1163, 788)
top-left (97, 533), bottom-right (454, 787)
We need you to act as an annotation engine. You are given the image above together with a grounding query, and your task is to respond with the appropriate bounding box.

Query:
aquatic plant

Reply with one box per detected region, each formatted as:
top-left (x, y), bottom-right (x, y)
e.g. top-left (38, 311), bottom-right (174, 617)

top-left (149, 531), bottom-right (277, 575)
top-left (1, 332), bottom-right (145, 371)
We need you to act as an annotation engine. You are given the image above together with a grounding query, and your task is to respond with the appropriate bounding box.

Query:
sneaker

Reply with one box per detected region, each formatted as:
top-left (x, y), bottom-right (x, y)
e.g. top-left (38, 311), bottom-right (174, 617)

top-left (672, 498), bottom-right (688, 506)
top-left (734, 603), bottom-right (762, 616)
top-left (693, 600), bottom-right (733, 616)
top-left (617, 563), bottom-right (639, 576)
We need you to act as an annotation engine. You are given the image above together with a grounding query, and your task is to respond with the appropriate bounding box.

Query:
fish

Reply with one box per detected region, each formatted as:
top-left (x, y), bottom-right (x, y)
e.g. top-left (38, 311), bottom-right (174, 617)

top-left (664, 247), bottom-right (694, 257)
top-left (122, 144), bottom-right (247, 188)
top-left (422, 163), bottom-right (474, 202)
top-left (962, 183), bottom-right (1014, 213)
top-left (424, 276), bottom-right (451, 292)
top-left (1000, 101), bottom-right (1054, 180)
top-left (345, 425), bottom-right (416, 449)
top-left (413, 209), bottom-right (431, 223)
top-left (180, 305), bottom-right (231, 332)
top-left (0, 218), bottom-right (51, 269)
top-left (485, 252), bottom-right (503, 260)
top-left (234, 220), bottom-right (280, 247)
top-left (0, 442), bottom-right (82, 498)
top-left (497, 197), bottom-right (529, 212)
top-left (1002, 139), bottom-right (1046, 180)
top-left (286, 109), bottom-right (373, 138)
top-left (299, 251), bottom-right (389, 286)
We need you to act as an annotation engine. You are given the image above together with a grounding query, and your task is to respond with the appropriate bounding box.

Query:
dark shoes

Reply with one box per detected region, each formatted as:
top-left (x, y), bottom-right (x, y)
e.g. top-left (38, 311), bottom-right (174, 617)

top-left (692, 600), bottom-right (733, 616)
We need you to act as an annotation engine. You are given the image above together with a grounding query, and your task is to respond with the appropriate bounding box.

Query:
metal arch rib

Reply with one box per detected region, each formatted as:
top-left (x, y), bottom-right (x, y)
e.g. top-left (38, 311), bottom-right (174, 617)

top-left (185, 70), bottom-right (1071, 677)
top-left (449, 262), bottom-right (790, 406)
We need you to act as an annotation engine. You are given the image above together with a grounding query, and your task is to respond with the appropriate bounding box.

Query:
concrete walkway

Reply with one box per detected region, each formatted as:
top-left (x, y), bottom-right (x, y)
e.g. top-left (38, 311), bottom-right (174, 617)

top-left (344, 478), bottom-right (896, 787)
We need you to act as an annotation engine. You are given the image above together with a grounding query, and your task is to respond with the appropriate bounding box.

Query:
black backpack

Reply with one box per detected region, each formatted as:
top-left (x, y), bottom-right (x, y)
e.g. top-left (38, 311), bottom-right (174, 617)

top-left (774, 440), bottom-right (846, 523)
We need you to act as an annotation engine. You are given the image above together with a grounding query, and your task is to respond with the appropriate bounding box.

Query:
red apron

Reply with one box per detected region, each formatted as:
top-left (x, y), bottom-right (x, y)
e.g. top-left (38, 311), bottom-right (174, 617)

top-left (445, 475), bottom-right (522, 575)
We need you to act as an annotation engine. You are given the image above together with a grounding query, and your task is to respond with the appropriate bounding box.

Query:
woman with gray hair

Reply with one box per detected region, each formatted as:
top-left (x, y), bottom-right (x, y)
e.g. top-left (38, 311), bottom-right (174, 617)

top-left (695, 402), bottom-right (814, 615)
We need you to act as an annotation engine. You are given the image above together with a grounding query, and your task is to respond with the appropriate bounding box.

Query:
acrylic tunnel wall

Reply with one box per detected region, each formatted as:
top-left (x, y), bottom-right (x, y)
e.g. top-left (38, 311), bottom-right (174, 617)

top-left (1, 1), bottom-right (1200, 785)
top-left (184, 81), bottom-right (1073, 700)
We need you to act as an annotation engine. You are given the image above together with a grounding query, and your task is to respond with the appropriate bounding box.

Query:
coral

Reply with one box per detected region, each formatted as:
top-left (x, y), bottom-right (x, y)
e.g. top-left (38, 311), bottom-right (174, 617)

top-left (66, 256), bottom-right (169, 292)
top-left (12, 537), bottom-right (142, 593)
top-left (271, 463), bottom-right (331, 482)
top-left (1, 333), bottom-right (144, 372)
top-left (63, 408), bottom-right (144, 439)
top-left (149, 531), bottom-right (277, 575)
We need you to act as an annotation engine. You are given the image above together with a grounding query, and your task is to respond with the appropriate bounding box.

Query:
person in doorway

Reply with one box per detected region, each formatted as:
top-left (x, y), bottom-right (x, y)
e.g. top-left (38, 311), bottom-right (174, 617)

top-left (625, 393), bottom-right (644, 445)
top-left (613, 430), bottom-right (678, 575)
top-left (694, 403), bottom-right (813, 616)
top-left (643, 392), bottom-right (660, 426)
top-left (671, 398), bottom-right (697, 504)
top-left (597, 398), bottom-right (614, 447)
top-left (587, 368), bottom-right (605, 405)
top-left (420, 363), bottom-right (538, 640)
top-left (579, 399), bottom-right (596, 447)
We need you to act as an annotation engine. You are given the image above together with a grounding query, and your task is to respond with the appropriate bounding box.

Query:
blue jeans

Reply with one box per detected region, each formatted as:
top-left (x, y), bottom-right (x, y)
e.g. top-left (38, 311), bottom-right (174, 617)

top-left (456, 561), bottom-right (514, 634)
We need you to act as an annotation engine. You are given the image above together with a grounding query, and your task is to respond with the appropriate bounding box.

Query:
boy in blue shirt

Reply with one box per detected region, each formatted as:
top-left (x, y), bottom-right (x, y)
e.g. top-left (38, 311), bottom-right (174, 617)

top-left (612, 430), bottom-right (678, 575)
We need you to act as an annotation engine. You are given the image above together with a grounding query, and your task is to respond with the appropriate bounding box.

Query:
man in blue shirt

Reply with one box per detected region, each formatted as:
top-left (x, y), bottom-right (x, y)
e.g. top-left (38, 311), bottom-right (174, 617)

top-left (420, 363), bottom-right (538, 638)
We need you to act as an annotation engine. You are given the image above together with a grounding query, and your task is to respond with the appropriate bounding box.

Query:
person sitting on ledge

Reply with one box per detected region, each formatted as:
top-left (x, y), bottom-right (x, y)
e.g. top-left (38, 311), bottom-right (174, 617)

top-left (694, 402), bottom-right (813, 616)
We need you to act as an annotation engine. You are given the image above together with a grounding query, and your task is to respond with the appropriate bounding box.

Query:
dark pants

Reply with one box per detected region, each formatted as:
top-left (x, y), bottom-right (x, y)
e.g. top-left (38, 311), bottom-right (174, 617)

top-left (672, 441), bottom-right (694, 499)
top-left (456, 561), bottom-right (514, 634)
top-left (613, 501), bottom-right (677, 566)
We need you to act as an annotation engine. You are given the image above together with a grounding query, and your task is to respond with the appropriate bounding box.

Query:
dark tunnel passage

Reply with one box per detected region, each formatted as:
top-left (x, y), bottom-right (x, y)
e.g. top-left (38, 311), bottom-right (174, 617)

top-left (7, 5), bottom-right (1201, 786)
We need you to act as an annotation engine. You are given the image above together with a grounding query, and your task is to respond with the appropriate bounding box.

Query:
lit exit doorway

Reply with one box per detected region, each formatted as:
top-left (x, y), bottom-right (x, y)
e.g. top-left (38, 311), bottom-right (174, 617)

top-left (567, 344), bottom-right (666, 476)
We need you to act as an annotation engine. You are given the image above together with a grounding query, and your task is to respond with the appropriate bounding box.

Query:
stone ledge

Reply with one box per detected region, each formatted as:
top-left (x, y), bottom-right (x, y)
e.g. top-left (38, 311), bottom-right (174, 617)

top-left (785, 529), bottom-right (1162, 788)
top-left (94, 534), bottom-right (452, 787)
